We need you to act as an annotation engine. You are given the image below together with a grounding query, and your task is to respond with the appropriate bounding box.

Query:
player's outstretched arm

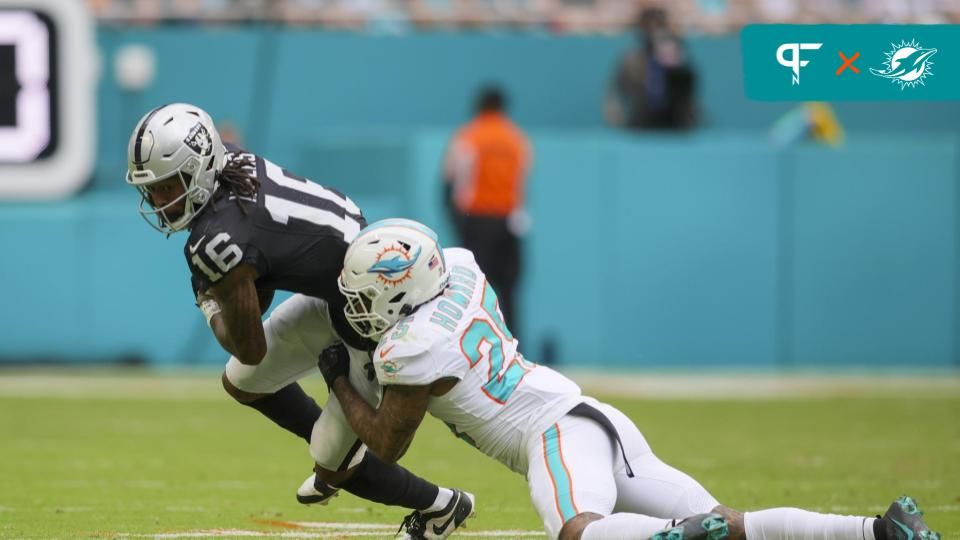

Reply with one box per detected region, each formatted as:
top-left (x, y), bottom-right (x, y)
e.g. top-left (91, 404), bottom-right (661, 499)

top-left (331, 377), bottom-right (430, 463)
top-left (206, 264), bottom-right (267, 365)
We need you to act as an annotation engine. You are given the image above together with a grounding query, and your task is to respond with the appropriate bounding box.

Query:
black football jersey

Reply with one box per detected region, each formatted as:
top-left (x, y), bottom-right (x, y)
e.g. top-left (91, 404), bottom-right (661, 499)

top-left (184, 146), bottom-right (372, 350)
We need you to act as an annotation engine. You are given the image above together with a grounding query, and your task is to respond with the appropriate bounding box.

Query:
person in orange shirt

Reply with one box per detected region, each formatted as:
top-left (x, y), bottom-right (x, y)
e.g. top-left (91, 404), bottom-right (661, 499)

top-left (443, 86), bottom-right (531, 335)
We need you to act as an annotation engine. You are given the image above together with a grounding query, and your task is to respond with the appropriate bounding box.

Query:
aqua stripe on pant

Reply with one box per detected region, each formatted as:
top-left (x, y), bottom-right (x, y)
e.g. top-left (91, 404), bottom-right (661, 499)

top-left (542, 423), bottom-right (578, 522)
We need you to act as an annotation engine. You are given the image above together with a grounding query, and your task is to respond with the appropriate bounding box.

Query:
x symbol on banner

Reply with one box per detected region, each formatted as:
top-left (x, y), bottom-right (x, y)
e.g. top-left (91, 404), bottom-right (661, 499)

top-left (836, 51), bottom-right (860, 75)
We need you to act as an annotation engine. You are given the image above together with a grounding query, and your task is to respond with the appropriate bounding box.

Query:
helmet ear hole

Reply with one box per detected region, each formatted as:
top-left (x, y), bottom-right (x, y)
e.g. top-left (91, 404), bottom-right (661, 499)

top-left (193, 186), bottom-right (210, 205)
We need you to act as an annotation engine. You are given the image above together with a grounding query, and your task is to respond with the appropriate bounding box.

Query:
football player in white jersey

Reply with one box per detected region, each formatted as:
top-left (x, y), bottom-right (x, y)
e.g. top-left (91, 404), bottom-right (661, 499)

top-left (315, 218), bottom-right (941, 540)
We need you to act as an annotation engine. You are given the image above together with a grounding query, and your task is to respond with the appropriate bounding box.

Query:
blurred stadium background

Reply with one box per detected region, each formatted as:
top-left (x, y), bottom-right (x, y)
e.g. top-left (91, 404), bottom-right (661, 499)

top-left (1, 0), bottom-right (958, 538)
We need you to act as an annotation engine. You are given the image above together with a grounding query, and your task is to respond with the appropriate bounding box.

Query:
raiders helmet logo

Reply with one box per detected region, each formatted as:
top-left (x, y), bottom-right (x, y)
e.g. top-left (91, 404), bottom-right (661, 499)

top-left (183, 123), bottom-right (212, 156)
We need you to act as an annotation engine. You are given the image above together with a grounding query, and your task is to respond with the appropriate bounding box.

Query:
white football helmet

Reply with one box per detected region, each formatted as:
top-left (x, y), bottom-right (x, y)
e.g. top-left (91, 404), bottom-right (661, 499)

top-left (125, 103), bottom-right (226, 233)
top-left (339, 219), bottom-right (450, 339)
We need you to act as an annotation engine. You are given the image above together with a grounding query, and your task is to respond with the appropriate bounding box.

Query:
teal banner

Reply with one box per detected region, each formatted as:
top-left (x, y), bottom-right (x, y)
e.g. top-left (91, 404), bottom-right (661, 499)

top-left (742, 25), bottom-right (960, 100)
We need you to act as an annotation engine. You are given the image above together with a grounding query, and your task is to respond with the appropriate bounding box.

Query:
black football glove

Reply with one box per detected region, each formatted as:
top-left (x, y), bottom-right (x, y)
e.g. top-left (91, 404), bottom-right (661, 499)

top-left (317, 343), bottom-right (350, 389)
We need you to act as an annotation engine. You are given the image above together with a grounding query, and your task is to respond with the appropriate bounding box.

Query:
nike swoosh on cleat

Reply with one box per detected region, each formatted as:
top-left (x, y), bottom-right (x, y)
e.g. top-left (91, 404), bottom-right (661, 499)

top-left (432, 493), bottom-right (461, 536)
top-left (891, 518), bottom-right (914, 540)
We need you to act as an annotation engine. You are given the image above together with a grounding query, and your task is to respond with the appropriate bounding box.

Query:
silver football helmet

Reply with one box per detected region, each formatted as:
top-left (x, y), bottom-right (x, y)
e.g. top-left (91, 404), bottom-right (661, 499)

top-left (125, 103), bottom-right (226, 233)
top-left (339, 219), bottom-right (450, 339)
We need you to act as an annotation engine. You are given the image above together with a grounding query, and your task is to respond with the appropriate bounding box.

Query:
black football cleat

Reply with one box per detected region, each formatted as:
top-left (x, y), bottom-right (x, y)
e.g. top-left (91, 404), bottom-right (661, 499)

top-left (397, 489), bottom-right (475, 539)
top-left (877, 496), bottom-right (941, 540)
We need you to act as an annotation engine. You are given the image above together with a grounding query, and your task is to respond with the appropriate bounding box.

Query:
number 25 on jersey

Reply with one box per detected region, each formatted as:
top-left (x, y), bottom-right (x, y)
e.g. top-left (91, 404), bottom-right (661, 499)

top-left (460, 281), bottom-right (534, 404)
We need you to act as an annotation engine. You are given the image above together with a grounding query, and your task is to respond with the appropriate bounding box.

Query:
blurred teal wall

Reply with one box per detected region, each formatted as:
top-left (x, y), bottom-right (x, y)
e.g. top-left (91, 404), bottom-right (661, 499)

top-left (92, 28), bottom-right (960, 192)
top-left (3, 130), bottom-right (957, 367)
top-left (1, 28), bottom-right (957, 367)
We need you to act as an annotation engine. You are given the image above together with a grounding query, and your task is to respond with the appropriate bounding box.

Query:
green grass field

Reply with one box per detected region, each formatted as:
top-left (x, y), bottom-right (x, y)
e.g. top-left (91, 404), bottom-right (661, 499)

top-left (1, 372), bottom-right (958, 539)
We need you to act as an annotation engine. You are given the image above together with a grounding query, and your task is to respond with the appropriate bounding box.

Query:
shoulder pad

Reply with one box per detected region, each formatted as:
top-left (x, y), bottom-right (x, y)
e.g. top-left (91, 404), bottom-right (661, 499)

top-left (372, 314), bottom-right (451, 385)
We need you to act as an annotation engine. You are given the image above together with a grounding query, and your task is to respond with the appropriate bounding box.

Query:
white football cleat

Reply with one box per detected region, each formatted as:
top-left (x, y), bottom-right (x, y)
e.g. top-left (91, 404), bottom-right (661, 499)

top-left (296, 472), bottom-right (340, 505)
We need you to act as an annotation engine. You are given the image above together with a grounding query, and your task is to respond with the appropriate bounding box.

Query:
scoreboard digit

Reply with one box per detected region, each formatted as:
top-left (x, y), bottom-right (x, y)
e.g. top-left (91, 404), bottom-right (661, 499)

top-left (0, 0), bottom-right (94, 199)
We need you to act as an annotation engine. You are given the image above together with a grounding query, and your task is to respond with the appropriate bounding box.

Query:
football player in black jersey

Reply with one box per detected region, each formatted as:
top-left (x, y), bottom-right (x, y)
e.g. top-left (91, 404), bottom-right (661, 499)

top-left (125, 103), bottom-right (473, 539)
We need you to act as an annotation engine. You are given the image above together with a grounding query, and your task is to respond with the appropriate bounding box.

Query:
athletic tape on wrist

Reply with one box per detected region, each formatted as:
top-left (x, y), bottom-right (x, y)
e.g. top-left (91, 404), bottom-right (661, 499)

top-left (199, 298), bottom-right (222, 327)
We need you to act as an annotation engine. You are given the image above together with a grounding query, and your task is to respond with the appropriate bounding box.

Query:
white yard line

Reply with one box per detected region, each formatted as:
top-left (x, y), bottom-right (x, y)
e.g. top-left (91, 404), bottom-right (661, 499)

top-left (283, 522), bottom-right (394, 530)
top-left (290, 521), bottom-right (542, 535)
top-left (130, 533), bottom-right (535, 539)
top-left (121, 521), bottom-right (545, 539)
top-left (130, 532), bottom-right (352, 539)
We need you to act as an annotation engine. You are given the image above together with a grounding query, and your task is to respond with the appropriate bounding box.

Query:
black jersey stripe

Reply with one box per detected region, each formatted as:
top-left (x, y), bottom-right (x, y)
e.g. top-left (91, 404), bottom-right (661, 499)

top-left (133, 104), bottom-right (168, 171)
top-left (348, 211), bottom-right (367, 228)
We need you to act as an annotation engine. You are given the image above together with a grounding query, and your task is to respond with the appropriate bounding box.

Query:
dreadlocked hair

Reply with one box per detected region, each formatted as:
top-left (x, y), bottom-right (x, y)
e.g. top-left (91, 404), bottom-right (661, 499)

top-left (214, 152), bottom-right (260, 215)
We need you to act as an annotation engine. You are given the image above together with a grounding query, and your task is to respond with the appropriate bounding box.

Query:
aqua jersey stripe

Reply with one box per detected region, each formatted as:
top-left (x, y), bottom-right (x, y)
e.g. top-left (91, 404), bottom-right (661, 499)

top-left (543, 424), bottom-right (577, 523)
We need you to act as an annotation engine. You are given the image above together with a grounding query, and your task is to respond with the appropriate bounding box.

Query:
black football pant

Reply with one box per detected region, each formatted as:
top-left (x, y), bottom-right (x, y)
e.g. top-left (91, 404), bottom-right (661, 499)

top-left (454, 213), bottom-right (521, 338)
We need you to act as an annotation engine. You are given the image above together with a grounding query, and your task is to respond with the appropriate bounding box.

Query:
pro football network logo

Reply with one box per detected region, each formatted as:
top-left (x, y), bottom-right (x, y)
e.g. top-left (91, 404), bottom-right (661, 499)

top-left (870, 39), bottom-right (937, 89)
top-left (777, 42), bottom-right (823, 85)
top-left (367, 244), bottom-right (422, 285)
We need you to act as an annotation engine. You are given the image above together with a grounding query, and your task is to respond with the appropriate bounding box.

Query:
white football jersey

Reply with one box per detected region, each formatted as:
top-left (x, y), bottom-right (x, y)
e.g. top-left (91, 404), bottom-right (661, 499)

top-left (372, 248), bottom-right (584, 474)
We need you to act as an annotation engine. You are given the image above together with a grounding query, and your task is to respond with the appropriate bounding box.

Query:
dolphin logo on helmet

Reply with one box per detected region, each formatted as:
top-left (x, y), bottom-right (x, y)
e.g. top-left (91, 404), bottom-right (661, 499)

top-left (339, 220), bottom-right (449, 339)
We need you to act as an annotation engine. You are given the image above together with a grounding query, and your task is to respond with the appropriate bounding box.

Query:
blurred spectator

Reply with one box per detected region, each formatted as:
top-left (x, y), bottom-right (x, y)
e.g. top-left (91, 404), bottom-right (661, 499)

top-left (132, 0), bottom-right (165, 23)
top-left (217, 121), bottom-right (244, 146)
top-left (87, 0), bottom-right (122, 18)
top-left (87, 0), bottom-right (960, 28)
top-left (443, 86), bottom-right (531, 336)
top-left (604, 6), bottom-right (699, 130)
top-left (680, 0), bottom-right (738, 34)
top-left (282, 0), bottom-right (354, 28)
top-left (281, 0), bottom-right (405, 30)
